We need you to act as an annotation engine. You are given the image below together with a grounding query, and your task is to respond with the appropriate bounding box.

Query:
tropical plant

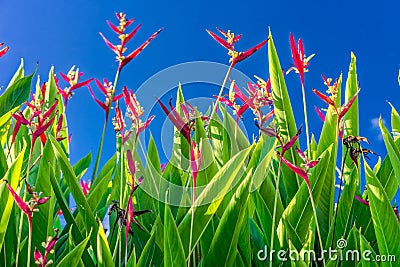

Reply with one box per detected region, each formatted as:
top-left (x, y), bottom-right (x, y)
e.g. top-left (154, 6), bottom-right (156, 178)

top-left (0, 12), bottom-right (399, 267)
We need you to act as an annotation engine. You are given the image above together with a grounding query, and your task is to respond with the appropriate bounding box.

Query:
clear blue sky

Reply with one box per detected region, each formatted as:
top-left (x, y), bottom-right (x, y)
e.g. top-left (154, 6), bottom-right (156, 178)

top-left (0, 1), bottom-right (399, 201)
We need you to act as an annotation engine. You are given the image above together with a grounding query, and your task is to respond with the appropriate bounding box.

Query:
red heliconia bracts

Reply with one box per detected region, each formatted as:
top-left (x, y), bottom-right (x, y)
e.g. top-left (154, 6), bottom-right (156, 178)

top-left (3, 180), bottom-right (50, 225)
top-left (206, 28), bottom-right (268, 66)
top-left (80, 180), bottom-right (91, 196)
top-left (287, 33), bottom-right (315, 86)
top-left (278, 146), bottom-right (319, 189)
top-left (0, 42), bottom-right (9, 58)
top-left (56, 66), bottom-right (93, 105)
top-left (34, 229), bottom-right (59, 267)
top-left (190, 141), bottom-right (202, 198)
top-left (122, 86), bottom-right (154, 142)
top-left (11, 92), bottom-right (60, 155)
top-left (100, 12), bottom-right (163, 72)
top-left (157, 98), bottom-right (207, 144)
top-left (217, 78), bottom-right (274, 125)
top-left (89, 79), bottom-right (123, 120)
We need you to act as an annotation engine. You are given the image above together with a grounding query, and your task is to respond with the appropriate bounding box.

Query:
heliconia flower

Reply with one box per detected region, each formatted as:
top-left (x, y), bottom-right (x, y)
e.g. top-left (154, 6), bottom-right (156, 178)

top-left (122, 87), bottom-right (154, 141)
top-left (296, 148), bottom-right (319, 169)
top-left (100, 12), bottom-right (163, 72)
top-left (190, 141), bottom-right (202, 189)
top-left (313, 88), bottom-right (360, 121)
top-left (3, 180), bottom-right (50, 224)
top-left (57, 66), bottom-right (93, 104)
top-left (314, 105), bottom-right (325, 122)
top-left (287, 33), bottom-right (315, 86)
top-left (157, 98), bottom-right (191, 143)
top-left (354, 195), bottom-right (369, 206)
top-left (206, 28), bottom-right (267, 66)
top-left (10, 99), bottom-right (59, 155)
top-left (278, 152), bottom-right (310, 187)
top-left (280, 125), bottom-right (302, 156)
top-left (89, 79), bottom-right (123, 120)
top-left (80, 180), bottom-right (90, 196)
top-left (34, 229), bottom-right (59, 267)
top-left (0, 42), bottom-right (9, 58)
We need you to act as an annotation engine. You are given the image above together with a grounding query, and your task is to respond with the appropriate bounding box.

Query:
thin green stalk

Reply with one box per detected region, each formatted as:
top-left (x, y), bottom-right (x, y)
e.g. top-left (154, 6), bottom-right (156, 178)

top-left (92, 70), bottom-right (121, 180)
top-left (269, 160), bottom-right (282, 267)
top-left (15, 145), bottom-right (33, 266)
top-left (301, 84), bottom-right (310, 156)
top-left (208, 63), bottom-right (234, 126)
top-left (331, 147), bottom-right (349, 247)
top-left (27, 216), bottom-right (33, 267)
top-left (307, 183), bottom-right (325, 267)
top-left (188, 149), bottom-right (196, 267)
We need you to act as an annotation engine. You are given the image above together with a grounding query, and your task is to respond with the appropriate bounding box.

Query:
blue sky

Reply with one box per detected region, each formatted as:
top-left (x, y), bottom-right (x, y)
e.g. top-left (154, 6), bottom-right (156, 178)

top-left (0, 1), bottom-right (399, 200)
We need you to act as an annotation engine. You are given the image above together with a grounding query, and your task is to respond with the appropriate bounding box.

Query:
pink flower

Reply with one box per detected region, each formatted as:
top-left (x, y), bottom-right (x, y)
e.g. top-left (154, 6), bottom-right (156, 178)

top-left (34, 229), bottom-right (59, 267)
top-left (206, 28), bottom-right (268, 66)
top-left (190, 141), bottom-right (202, 192)
top-left (287, 33), bottom-right (315, 86)
top-left (100, 12), bottom-right (163, 72)
top-left (80, 180), bottom-right (90, 196)
top-left (89, 79), bottom-right (123, 120)
top-left (57, 66), bottom-right (93, 105)
top-left (0, 42), bottom-right (9, 58)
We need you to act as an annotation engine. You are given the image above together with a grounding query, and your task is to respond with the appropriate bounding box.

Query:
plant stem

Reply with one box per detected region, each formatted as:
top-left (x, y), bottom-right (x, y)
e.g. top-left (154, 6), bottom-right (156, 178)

top-left (27, 216), bottom-right (32, 267)
top-left (301, 83), bottom-right (311, 156)
top-left (307, 183), bottom-right (325, 267)
top-left (269, 160), bottom-right (282, 267)
top-left (16, 145), bottom-right (33, 266)
top-left (208, 63), bottom-right (234, 126)
top-left (188, 165), bottom-right (196, 267)
top-left (331, 147), bottom-right (349, 247)
top-left (92, 69), bottom-right (121, 181)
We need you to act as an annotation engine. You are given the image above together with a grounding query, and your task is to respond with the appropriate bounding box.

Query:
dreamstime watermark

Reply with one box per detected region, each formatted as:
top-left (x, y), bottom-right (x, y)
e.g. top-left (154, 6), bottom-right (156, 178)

top-left (257, 239), bottom-right (397, 263)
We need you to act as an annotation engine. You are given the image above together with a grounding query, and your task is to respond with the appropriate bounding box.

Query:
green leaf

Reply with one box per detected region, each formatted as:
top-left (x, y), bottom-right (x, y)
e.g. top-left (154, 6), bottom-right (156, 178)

top-left (0, 70), bottom-right (35, 118)
top-left (137, 219), bottom-right (158, 267)
top-left (387, 101), bottom-right (400, 141)
top-left (316, 74), bottom-right (342, 247)
top-left (178, 146), bottom-right (252, 257)
top-left (73, 151), bottom-right (92, 179)
top-left (6, 59), bottom-right (24, 89)
top-left (164, 202), bottom-right (186, 267)
top-left (0, 150), bottom-right (25, 250)
top-left (268, 31), bottom-right (300, 202)
top-left (97, 219), bottom-right (114, 267)
top-left (277, 145), bottom-right (332, 250)
top-left (365, 162), bottom-right (400, 263)
top-left (57, 228), bottom-right (92, 267)
top-left (32, 142), bottom-right (55, 250)
top-left (202, 170), bottom-right (253, 266)
top-left (249, 219), bottom-right (268, 267)
top-left (379, 117), bottom-right (400, 185)
top-left (49, 136), bottom-right (98, 251)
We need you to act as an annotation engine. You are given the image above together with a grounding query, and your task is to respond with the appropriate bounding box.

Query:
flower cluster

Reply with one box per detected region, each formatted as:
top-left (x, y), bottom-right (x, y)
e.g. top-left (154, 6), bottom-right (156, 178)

top-left (100, 12), bottom-right (163, 72)
top-left (89, 78), bottom-right (123, 120)
top-left (34, 230), bottom-right (59, 267)
top-left (11, 87), bottom-right (61, 155)
top-left (56, 66), bottom-right (93, 105)
top-left (217, 77), bottom-right (274, 125)
top-left (206, 28), bottom-right (267, 67)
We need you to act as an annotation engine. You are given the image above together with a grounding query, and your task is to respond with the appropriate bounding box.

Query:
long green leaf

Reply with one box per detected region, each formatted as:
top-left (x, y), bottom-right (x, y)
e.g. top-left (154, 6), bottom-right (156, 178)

top-left (0, 150), bottom-right (25, 250)
top-left (379, 117), bottom-right (400, 185)
top-left (57, 229), bottom-right (92, 267)
top-left (97, 219), bottom-right (114, 267)
top-left (277, 145), bottom-right (332, 250)
top-left (164, 202), bottom-right (185, 267)
top-left (49, 136), bottom-right (98, 251)
top-left (178, 146), bottom-right (252, 256)
top-left (268, 31), bottom-right (300, 203)
top-left (365, 162), bottom-right (400, 264)
top-left (0, 70), bottom-right (35, 118)
top-left (202, 170), bottom-right (253, 266)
